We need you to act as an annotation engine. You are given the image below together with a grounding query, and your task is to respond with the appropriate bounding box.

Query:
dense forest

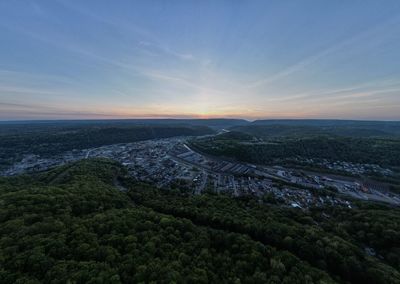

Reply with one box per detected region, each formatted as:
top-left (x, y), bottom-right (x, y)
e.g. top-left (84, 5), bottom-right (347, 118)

top-left (191, 132), bottom-right (400, 169)
top-left (230, 124), bottom-right (399, 138)
top-left (127, 181), bottom-right (400, 284)
top-left (244, 120), bottom-right (400, 137)
top-left (1, 159), bottom-right (399, 283)
top-left (0, 124), bottom-right (214, 170)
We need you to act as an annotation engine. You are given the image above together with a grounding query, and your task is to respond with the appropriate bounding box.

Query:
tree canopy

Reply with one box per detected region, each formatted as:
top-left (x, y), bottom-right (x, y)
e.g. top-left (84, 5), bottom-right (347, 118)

top-left (0, 159), bottom-right (399, 283)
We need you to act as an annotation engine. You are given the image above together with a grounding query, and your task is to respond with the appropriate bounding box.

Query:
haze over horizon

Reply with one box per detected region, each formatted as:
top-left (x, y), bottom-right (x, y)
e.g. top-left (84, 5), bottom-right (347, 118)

top-left (1, 0), bottom-right (400, 121)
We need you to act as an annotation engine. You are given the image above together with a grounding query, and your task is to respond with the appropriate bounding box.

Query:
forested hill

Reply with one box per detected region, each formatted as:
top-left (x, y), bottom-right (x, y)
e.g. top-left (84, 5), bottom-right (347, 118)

top-left (192, 133), bottom-right (400, 169)
top-left (250, 119), bottom-right (400, 129)
top-left (244, 120), bottom-right (400, 137)
top-left (0, 118), bottom-right (249, 132)
top-left (230, 124), bottom-right (396, 138)
top-left (1, 159), bottom-right (400, 283)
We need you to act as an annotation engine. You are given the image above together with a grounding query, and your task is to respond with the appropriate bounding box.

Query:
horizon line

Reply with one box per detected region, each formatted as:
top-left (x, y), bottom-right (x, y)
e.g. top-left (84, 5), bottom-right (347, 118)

top-left (1, 117), bottom-right (400, 123)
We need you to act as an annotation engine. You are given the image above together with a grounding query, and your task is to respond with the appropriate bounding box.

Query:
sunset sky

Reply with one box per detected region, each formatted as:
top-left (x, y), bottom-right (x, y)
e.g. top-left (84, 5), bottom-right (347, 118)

top-left (1, 0), bottom-right (400, 120)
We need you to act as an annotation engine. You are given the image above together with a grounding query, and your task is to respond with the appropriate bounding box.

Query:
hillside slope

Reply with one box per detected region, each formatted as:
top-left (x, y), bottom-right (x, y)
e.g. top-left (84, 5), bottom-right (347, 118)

top-left (0, 159), bottom-right (399, 283)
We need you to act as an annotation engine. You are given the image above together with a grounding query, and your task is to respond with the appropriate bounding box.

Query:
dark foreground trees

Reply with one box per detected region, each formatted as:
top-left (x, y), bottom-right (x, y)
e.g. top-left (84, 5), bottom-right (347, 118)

top-left (0, 159), bottom-right (399, 283)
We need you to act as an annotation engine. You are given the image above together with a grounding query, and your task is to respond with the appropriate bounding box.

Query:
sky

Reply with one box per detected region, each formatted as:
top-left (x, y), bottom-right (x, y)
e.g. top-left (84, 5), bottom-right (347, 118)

top-left (1, 0), bottom-right (400, 121)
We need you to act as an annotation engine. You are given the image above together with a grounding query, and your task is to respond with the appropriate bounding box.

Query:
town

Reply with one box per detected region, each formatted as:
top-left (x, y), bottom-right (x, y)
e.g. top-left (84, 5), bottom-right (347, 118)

top-left (2, 136), bottom-right (400, 208)
top-left (293, 157), bottom-right (394, 176)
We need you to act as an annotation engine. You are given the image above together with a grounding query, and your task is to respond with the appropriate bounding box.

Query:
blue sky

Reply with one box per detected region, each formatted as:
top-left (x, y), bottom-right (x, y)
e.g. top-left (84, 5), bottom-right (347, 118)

top-left (1, 0), bottom-right (400, 120)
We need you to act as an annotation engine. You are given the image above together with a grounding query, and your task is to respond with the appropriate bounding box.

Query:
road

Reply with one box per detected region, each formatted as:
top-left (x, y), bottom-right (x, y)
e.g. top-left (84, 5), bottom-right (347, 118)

top-left (85, 149), bottom-right (93, 159)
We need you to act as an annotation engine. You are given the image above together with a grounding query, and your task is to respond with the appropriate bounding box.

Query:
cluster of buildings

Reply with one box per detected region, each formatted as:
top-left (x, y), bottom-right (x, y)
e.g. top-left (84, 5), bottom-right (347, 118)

top-left (267, 186), bottom-right (352, 209)
top-left (2, 136), bottom-right (399, 207)
top-left (299, 158), bottom-right (393, 176)
top-left (1, 151), bottom-right (86, 176)
top-left (83, 138), bottom-right (204, 190)
top-left (168, 144), bottom-right (355, 208)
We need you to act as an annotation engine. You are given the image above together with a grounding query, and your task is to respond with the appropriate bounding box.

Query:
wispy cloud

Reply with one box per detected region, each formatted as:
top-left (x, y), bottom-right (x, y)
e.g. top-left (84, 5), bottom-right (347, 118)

top-left (138, 40), bottom-right (195, 62)
top-left (53, 0), bottom-right (200, 64)
top-left (1, 1), bottom-right (399, 120)
top-left (0, 85), bottom-right (71, 97)
top-left (0, 22), bottom-right (145, 75)
top-left (140, 69), bottom-right (235, 97)
top-left (247, 16), bottom-right (400, 89)
top-left (0, 69), bottom-right (79, 86)
top-left (2, 22), bottom-right (210, 94)
top-left (265, 78), bottom-right (400, 103)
